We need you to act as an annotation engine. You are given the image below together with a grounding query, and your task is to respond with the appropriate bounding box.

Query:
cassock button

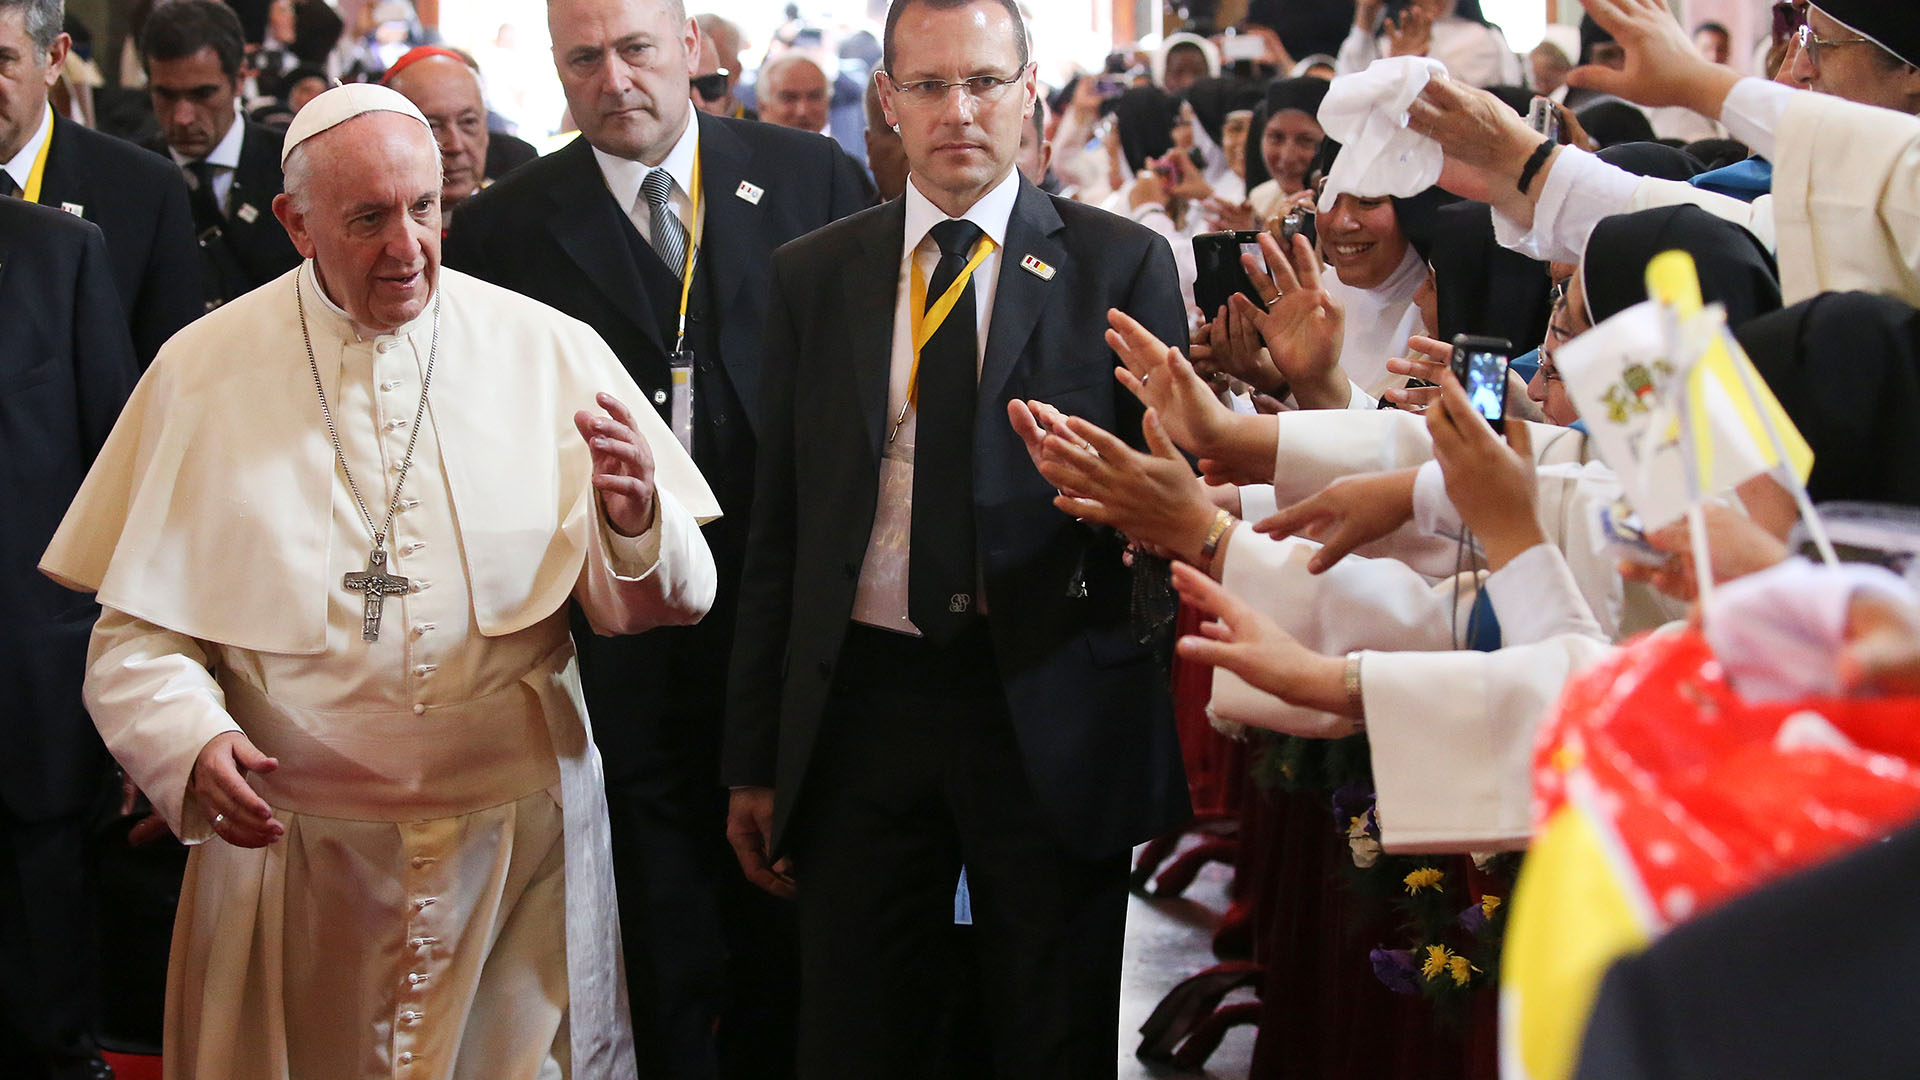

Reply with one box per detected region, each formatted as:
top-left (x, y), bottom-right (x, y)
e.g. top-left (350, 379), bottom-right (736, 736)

top-left (412, 703), bottom-right (426, 715)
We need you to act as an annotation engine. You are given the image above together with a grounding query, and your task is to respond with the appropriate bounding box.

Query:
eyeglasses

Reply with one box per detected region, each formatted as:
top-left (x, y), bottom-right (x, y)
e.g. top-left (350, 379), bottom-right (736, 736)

top-left (1794, 22), bottom-right (1876, 69)
top-left (691, 69), bottom-right (731, 101)
top-left (880, 64), bottom-right (1031, 107)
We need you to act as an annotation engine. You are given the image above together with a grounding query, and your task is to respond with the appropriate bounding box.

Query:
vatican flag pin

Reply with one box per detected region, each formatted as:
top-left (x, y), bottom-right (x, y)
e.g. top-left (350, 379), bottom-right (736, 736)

top-left (60, 202), bottom-right (85, 217)
top-left (735, 180), bottom-right (765, 205)
top-left (1020, 254), bottom-right (1055, 280)
top-left (236, 203), bottom-right (260, 224)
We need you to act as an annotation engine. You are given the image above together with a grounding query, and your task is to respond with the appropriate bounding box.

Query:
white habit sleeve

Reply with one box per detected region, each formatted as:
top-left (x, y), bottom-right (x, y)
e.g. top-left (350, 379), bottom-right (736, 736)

top-left (1359, 632), bottom-right (1617, 853)
top-left (85, 608), bottom-right (241, 844)
top-left (576, 486), bottom-right (718, 636)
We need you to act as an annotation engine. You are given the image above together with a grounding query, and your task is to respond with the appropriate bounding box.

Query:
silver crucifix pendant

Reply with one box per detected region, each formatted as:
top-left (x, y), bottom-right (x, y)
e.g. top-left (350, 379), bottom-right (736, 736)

top-left (342, 548), bottom-right (410, 642)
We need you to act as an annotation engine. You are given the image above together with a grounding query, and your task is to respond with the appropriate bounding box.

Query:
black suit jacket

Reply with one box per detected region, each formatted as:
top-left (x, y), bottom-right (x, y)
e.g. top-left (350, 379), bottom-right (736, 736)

top-left (0, 200), bottom-right (141, 821)
top-left (37, 114), bottom-right (202, 366)
top-left (445, 113), bottom-right (874, 780)
top-left (724, 178), bottom-right (1194, 860)
top-left (190, 120), bottom-right (301, 309)
top-left (1575, 820), bottom-right (1920, 1079)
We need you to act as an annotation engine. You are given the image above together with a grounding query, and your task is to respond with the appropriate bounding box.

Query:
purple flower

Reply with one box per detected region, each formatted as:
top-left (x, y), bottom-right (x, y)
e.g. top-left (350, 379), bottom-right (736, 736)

top-left (1331, 784), bottom-right (1377, 834)
top-left (1370, 948), bottom-right (1421, 996)
top-left (1459, 902), bottom-right (1488, 934)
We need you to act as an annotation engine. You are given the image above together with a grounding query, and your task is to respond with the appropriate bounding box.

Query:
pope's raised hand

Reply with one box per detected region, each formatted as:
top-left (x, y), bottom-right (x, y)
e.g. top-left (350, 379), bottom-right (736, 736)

top-left (576, 392), bottom-right (657, 538)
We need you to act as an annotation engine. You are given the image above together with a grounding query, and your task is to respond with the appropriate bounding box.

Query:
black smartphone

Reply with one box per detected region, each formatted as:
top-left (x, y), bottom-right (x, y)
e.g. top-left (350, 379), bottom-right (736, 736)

top-left (1450, 334), bottom-right (1513, 433)
top-left (1192, 231), bottom-right (1267, 317)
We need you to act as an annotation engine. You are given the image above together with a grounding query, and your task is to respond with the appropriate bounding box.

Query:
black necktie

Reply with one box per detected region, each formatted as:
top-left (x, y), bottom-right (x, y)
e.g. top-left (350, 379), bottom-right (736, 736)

top-left (909, 218), bottom-right (985, 644)
top-left (0, 171), bottom-right (18, 199)
top-left (186, 160), bottom-right (224, 234)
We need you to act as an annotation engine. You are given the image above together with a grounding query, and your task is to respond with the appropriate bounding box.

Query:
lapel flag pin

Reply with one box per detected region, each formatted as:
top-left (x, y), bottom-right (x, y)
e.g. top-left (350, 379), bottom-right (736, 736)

top-left (1020, 253), bottom-right (1055, 280)
top-left (236, 203), bottom-right (259, 224)
top-left (735, 180), bottom-right (765, 205)
top-left (60, 202), bottom-right (85, 217)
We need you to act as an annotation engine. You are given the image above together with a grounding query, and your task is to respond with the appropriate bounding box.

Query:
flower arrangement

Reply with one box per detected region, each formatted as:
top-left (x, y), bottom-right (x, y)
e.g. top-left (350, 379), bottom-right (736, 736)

top-left (1253, 732), bottom-right (1522, 1018)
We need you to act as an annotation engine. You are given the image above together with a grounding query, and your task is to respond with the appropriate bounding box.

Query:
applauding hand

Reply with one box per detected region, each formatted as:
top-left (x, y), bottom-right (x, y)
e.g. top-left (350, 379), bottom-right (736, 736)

top-left (1239, 231), bottom-right (1350, 409)
top-left (1256, 467), bottom-right (1421, 573)
top-left (1171, 564), bottom-right (1355, 722)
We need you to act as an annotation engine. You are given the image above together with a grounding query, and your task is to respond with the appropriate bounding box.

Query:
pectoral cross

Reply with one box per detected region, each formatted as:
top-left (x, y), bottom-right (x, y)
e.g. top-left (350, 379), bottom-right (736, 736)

top-left (342, 548), bottom-right (410, 642)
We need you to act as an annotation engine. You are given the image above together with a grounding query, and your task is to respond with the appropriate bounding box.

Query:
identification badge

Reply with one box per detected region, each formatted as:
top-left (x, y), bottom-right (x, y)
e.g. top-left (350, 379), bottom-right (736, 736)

top-left (669, 349), bottom-right (695, 455)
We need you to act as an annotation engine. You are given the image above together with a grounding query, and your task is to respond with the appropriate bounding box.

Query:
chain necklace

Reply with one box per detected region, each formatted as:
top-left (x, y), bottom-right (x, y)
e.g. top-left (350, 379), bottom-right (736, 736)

top-left (296, 273), bottom-right (440, 641)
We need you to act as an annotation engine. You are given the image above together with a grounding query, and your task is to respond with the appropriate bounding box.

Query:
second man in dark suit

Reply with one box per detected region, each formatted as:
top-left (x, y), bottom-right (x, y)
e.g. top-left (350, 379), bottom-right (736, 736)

top-left (0, 0), bottom-right (200, 366)
top-left (723, 0), bottom-right (1192, 1075)
top-left (142, 0), bottom-right (301, 314)
top-left (443, 1), bottom-right (873, 1076)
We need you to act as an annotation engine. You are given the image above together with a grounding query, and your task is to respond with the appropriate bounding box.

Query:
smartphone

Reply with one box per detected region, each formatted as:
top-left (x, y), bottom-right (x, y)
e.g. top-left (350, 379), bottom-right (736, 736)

top-left (1527, 95), bottom-right (1561, 144)
top-left (1221, 32), bottom-right (1267, 63)
top-left (1192, 231), bottom-right (1268, 318)
top-left (1093, 75), bottom-right (1125, 98)
top-left (1598, 499), bottom-right (1668, 567)
top-left (1450, 334), bottom-right (1513, 433)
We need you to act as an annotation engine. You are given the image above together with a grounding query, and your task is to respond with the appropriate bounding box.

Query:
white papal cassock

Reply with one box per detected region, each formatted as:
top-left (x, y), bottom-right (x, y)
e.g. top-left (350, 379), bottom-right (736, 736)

top-left (40, 262), bottom-right (721, 1080)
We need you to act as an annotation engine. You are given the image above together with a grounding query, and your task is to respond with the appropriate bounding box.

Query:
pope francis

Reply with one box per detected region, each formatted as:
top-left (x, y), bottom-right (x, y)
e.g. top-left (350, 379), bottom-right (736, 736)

top-left (39, 85), bottom-right (721, 1079)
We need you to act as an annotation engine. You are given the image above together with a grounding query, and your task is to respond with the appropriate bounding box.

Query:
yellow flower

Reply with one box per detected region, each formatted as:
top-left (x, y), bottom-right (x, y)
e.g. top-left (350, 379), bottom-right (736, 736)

top-left (1448, 954), bottom-right (1480, 987)
top-left (1403, 867), bottom-right (1445, 895)
top-left (1421, 944), bottom-right (1452, 980)
top-left (1481, 894), bottom-right (1503, 918)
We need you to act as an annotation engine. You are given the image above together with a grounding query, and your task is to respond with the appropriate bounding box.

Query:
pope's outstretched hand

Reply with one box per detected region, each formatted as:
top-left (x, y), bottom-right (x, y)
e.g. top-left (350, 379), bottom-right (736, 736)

top-left (576, 392), bottom-right (658, 537)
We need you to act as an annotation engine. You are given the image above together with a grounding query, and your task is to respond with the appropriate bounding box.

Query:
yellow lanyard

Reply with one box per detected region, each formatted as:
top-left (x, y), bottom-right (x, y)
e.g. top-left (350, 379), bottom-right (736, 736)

top-left (671, 150), bottom-right (703, 355)
top-left (892, 233), bottom-right (997, 442)
top-left (20, 106), bottom-right (53, 203)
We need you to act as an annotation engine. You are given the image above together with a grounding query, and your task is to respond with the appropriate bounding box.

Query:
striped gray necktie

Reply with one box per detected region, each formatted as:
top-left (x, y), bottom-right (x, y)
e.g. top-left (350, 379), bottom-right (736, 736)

top-left (639, 167), bottom-right (687, 279)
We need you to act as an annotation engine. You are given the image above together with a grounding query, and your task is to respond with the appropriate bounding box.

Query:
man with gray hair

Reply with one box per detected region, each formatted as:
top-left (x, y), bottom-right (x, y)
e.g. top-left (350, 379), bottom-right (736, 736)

top-left (42, 83), bottom-right (721, 1079)
top-left (0, 0), bottom-right (200, 365)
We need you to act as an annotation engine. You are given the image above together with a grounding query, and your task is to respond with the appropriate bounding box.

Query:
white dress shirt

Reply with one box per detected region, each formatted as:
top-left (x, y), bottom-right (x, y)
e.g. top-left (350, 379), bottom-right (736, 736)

top-left (851, 168), bottom-right (1021, 634)
top-left (169, 104), bottom-right (246, 211)
top-left (1, 104), bottom-right (52, 194)
top-left (592, 109), bottom-right (704, 256)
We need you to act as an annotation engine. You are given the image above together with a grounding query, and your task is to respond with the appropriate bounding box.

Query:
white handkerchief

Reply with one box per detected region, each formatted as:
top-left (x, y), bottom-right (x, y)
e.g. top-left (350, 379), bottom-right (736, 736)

top-left (1317, 57), bottom-right (1449, 213)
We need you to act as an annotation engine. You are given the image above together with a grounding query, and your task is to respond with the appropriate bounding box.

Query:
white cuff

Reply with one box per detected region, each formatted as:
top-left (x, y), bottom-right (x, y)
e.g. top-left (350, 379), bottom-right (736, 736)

top-left (1483, 542), bottom-right (1605, 647)
top-left (1492, 145), bottom-right (1639, 264)
top-left (1717, 76), bottom-right (1793, 161)
top-left (601, 498), bottom-right (663, 580)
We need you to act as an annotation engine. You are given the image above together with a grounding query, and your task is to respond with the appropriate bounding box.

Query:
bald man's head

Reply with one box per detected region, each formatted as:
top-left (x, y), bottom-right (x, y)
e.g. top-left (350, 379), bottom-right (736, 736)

top-left (386, 54), bottom-right (491, 205)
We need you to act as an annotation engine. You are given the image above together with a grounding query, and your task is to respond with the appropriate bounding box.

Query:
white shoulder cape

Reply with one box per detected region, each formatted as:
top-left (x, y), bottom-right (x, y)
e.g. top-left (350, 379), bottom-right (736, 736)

top-left (41, 264), bottom-right (720, 655)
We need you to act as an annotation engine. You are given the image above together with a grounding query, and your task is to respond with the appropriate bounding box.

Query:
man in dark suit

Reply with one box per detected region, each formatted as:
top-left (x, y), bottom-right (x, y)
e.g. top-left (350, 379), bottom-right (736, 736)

top-left (142, 0), bottom-right (300, 314)
top-left (722, 1), bottom-right (1191, 1075)
top-left (0, 199), bottom-right (141, 1080)
top-left (443, 1), bottom-right (872, 1076)
top-left (1576, 818), bottom-right (1920, 1079)
top-left (0, 0), bottom-right (199, 366)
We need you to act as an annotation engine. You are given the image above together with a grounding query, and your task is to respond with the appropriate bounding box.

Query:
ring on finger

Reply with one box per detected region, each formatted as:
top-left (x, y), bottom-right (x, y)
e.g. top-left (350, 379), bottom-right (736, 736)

top-left (213, 812), bottom-right (226, 828)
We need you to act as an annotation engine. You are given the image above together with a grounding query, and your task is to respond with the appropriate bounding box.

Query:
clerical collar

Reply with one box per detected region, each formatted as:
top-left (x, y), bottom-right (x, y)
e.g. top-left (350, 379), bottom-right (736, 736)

top-left (1, 104), bottom-right (51, 194)
top-left (169, 102), bottom-right (245, 171)
top-left (300, 259), bottom-right (433, 342)
top-left (592, 108), bottom-right (700, 215)
top-left (900, 167), bottom-right (1019, 263)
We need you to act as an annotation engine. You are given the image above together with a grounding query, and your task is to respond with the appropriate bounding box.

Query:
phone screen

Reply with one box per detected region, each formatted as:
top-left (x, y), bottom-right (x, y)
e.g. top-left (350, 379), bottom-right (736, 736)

top-left (1461, 348), bottom-right (1509, 425)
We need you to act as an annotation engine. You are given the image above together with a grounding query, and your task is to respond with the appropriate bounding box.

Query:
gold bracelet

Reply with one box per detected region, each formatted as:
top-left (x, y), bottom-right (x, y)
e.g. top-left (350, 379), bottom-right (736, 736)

top-left (1197, 508), bottom-right (1233, 568)
top-left (1344, 651), bottom-right (1366, 729)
